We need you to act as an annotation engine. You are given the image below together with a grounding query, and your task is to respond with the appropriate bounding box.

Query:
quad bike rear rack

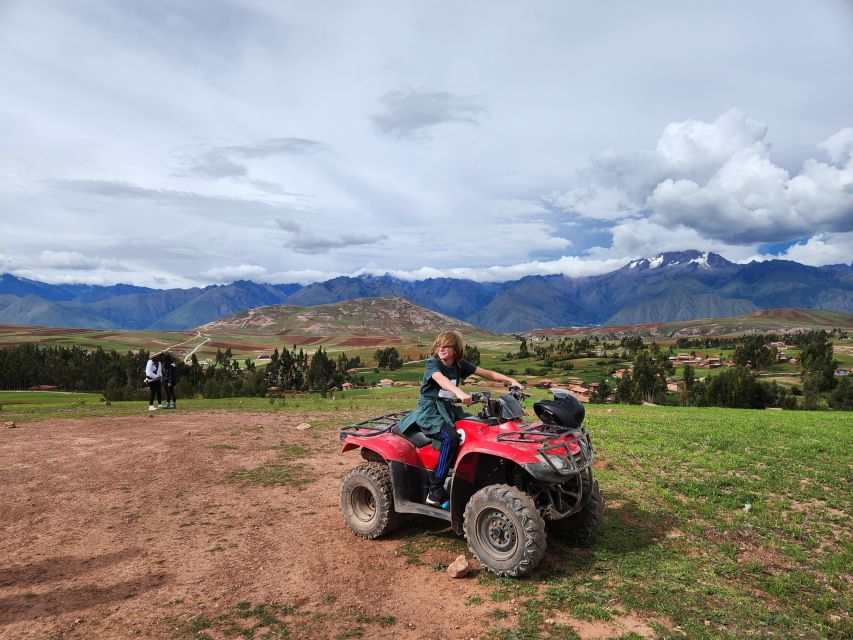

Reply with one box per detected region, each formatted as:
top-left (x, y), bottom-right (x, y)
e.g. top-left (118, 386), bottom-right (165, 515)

top-left (338, 411), bottom-right (409, 442)
top-left (498, 424), bottom-right (595, 476)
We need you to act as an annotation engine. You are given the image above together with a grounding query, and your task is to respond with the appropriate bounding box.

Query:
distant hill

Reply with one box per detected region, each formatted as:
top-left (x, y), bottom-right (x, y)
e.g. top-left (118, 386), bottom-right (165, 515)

top-left (528, 308), bottom-right (853, 340)
top-left (1, 251), bottom-right (851, 332)
top-left (201, 296), bottom-right (501, 343)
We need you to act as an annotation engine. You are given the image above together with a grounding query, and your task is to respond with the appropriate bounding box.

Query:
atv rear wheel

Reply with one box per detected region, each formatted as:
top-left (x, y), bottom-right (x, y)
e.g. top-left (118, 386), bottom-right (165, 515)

top-left (340, 462), bottom-right (400, 539)
top-left (546, 479), bottom-right (604, 544)
top-left (463, 484), bottom-right (546, 577)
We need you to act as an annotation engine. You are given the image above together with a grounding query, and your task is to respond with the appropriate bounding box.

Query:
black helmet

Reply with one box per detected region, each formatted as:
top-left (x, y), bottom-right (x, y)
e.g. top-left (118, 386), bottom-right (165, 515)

top-left (534, 390), bottom-right (585, 429)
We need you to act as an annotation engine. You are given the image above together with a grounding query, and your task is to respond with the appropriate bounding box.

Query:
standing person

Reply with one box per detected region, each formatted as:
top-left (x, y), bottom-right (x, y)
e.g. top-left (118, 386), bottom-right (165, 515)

top-left (162, 352), bottom-right (178, 409)
top-left (145, 351), bottom-right (163, 411)
top-left (399, 331), bottom-right (522, 507)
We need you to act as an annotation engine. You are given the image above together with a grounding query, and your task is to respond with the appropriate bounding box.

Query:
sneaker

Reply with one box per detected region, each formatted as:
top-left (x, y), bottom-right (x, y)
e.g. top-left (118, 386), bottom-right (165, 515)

top-left (425, 487), bottom-right (448, 507)
top-left (148, 405), bottom-right (156, 411)
top-left (158, 404), bottom-right (164, 409)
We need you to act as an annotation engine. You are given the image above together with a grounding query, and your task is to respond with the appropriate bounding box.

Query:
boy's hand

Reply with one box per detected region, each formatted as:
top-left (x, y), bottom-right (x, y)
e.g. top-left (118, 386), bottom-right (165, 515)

top-left (506, 378), bottom-right (522, 389)
top-left (457, 391), bottom-right (472, 405)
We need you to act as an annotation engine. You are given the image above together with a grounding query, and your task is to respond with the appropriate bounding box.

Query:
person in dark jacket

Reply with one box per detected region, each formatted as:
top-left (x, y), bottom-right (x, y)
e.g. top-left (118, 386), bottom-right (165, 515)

top-left (162, 352), bottom-right (178, 409)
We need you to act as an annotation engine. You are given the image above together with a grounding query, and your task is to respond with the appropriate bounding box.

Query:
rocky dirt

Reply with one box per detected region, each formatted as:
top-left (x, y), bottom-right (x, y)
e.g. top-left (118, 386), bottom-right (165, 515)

top-left (0, 411), bottom-right (655, 640)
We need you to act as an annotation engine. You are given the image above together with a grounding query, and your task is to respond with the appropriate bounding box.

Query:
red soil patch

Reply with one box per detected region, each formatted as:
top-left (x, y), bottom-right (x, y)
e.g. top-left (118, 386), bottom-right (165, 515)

top-left (205, 340), bottom-right (276, 350)
top-left (4, 327), bottom-right (92, 336)
top-left (275, 335), bottom-right (326, 345)
top-left (338, 337), bottom-right (403, 347)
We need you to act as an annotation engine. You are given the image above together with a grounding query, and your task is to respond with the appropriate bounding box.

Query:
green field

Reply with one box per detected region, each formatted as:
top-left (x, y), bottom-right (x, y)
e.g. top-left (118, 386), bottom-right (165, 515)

top-left (3, 390), bottom-right (850, 638)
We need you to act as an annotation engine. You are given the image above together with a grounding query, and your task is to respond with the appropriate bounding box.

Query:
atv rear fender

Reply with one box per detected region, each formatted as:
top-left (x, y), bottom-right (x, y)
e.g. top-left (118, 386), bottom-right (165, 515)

top-left (340, 436), bottom-right (422, 467)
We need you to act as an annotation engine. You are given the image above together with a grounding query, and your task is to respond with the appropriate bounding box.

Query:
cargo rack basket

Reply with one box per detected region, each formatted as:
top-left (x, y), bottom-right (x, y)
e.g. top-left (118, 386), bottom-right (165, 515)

top-left (497, 424), bottom-right (595, 476)
top-left (338, 411), bottom-right (409, 442)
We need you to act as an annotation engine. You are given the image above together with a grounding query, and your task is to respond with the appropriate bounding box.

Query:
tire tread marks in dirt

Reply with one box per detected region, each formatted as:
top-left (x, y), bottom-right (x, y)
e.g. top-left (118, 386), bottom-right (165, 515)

top-left (463, 484), bottom-right (546, 578)
top-left (339, 462), bottom-right (400, 539)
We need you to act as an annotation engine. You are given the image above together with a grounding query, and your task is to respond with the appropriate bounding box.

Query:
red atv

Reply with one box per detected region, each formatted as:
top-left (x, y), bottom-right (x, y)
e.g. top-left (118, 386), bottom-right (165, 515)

top-left (338, 387), bottom-right (604, 577)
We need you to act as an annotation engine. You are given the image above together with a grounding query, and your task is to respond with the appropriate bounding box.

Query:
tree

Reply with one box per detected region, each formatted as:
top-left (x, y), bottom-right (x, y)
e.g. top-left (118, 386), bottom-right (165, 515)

top-left (374, 347), bottom-right (402, 370)
top-left (799, 332), bottom-right (837, 391)
top-left (733, 335), bottom-right (775, 370)
top-left (464, 344), bottom-right (481, 365)
top-left (518, 338), bottom-right (530, 359)
top-left (631, 347), bottom-right (671, 403)
top-left (681, 365), bottom-right (695, 406)
top-left (589, 377), bottom-right (611, 403)
top-left (615, 371), bottom-right (636, 404)
top-left (828, 377), bottom-right (853, 410)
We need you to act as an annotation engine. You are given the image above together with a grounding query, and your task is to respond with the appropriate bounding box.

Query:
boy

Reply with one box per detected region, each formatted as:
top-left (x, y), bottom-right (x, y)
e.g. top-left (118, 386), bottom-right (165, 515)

top-left (399, 331), bottom-right (521, 506)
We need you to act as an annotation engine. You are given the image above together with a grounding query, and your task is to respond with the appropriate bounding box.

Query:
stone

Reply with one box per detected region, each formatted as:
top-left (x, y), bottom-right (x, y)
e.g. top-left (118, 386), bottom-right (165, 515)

top-left (296, 423), bottom-right (312, 431)
top-left (446, 554), bottom-right (470, 578)
top-left (4, 422), bottom-right (16, 429)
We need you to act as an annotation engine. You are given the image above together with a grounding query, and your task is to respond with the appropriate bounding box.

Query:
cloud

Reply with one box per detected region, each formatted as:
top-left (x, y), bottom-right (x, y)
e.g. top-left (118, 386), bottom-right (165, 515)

top-left (548, 110), bottom-right (853, 248)
top-left (178, 137), bottom-right (325, 180)
top-left (184, 150), bottom-right (249, 178)
top-left (750, 232), bottom-right (853, 267)
top-left (224, 137), bottom-right (325, 158)
top-left (52, 179), bottom-right (307, 222)
top-left (200, 264), bottom-right (269, 282)
top-left (372, 89), bottom-right (486, 139)
top-left (275, 217), bottom-right (387, 254)
top-left (819, 127), bottom-right (853, 165)
top-left (360, 254), bottom-right (629, 282)
top-left (35, 250), bottom-right (102, 271)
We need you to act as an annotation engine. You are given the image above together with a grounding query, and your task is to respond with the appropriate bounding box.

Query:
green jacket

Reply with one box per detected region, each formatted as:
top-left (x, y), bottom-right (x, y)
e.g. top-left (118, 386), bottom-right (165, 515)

top-left (397, 356), bottom-right (476, 448)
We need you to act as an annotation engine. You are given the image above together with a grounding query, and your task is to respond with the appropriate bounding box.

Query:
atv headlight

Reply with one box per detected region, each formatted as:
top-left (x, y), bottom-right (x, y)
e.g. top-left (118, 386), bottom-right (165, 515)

top-left (542, 454), bottom-right (568, 471)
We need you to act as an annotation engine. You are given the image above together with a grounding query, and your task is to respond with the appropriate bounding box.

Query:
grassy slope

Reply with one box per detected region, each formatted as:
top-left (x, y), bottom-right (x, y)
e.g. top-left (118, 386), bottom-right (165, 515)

top-left (2, 391), bottom-right (850, 638)
top-left (530, 308), bottom-right (853, 341)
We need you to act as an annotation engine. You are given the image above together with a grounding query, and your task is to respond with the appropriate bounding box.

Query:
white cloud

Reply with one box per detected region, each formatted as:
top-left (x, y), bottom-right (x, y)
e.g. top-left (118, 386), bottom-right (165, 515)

top-left (749, 232), bottom-right (853, 267)
top-left (819, 127), bottom-right (853, 165)
top-left (35, 250), bottom-right (102, 271)
top-left (200, 264), bottom-right (269, 282)
top-left (1, 3), bottom-right (852, 287)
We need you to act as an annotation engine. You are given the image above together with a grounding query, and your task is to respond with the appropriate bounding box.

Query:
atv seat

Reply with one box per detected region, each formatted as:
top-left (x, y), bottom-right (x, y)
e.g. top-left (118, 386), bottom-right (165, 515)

top-left (391, 424), bottom-right (432, 448)
top-left (462, 416), bottom-right (500, 425)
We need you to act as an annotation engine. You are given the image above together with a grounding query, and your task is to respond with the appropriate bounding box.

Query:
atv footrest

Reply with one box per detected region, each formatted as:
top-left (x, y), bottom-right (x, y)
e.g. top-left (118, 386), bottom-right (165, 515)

top-left (393, 498), bottom-right (451, 521)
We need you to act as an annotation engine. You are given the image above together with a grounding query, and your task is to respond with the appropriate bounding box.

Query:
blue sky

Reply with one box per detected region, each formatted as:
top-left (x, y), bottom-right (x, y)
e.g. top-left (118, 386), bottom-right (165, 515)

top-left (1, 1), bottom-right (851, 288)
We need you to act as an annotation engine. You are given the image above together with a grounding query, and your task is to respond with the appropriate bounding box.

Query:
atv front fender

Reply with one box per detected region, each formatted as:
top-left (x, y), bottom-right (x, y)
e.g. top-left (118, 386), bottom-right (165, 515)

top-left (340, 435), bottom-right (422, 467)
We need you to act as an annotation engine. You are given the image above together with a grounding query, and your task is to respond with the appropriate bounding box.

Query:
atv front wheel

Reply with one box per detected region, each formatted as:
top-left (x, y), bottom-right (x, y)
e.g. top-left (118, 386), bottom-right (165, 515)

top-left (546, 479), bottom-right (604, 544)
top-left (463, 484), bottom-right (546, 577)
top-left (340, 462), bottom-right (400, 539)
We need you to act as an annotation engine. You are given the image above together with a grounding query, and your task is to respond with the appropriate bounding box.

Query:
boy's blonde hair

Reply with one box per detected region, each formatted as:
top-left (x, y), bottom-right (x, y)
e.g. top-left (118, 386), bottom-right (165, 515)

top-left (431, 331), bottom-right (464, 362)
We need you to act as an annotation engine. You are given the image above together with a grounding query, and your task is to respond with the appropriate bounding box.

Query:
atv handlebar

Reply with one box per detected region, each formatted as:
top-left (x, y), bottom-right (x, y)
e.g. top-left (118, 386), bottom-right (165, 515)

top-left (450, 391), bottom-right (489, 404)
top-left (449, 386), bottom-right (528, 405)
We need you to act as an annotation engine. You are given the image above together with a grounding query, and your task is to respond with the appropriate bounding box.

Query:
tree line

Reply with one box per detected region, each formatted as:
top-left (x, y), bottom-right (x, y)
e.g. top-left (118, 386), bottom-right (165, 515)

top-left (592, 330), bottom-right (850, 410)
top-left (0, 343), bottom-right (363, 400)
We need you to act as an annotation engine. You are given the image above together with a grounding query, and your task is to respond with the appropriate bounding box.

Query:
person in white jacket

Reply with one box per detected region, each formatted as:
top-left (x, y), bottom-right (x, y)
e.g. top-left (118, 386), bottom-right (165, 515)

top-left (145, 352), bottom-right (163, 411)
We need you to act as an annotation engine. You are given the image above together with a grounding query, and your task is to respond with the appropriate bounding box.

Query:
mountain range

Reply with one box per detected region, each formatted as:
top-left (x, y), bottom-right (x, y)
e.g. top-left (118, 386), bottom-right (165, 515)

top-left (1, 251), bottom-right (851, 332)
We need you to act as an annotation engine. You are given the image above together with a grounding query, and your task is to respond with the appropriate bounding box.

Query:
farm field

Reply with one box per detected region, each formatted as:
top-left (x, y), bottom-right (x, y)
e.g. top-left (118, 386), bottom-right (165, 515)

top-left (1, 393), bottom-right (849, 639)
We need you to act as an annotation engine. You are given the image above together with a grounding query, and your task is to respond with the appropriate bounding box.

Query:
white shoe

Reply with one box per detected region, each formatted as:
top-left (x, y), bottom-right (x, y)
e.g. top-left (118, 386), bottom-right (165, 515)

top-left (158, 404), bottom-right (164, 409)
top-left (148, 405), bottom-right (156, 411)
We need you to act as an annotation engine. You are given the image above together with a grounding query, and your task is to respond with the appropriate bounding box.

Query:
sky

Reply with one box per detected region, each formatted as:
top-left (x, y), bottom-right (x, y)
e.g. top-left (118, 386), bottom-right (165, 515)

top-left (1, 0), bottom-right (852, 289)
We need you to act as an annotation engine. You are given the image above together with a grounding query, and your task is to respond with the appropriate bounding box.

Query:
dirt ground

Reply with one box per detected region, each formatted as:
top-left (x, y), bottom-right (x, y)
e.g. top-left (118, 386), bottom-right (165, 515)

top-left (0, 411), bottom-right (655, 640)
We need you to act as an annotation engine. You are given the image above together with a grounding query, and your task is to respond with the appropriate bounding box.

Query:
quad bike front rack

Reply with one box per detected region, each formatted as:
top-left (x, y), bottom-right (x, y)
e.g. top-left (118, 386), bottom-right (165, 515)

top-left (497, 424), bottom-right (595, 476)
top-left (338, 411), bottom-right (409, 442)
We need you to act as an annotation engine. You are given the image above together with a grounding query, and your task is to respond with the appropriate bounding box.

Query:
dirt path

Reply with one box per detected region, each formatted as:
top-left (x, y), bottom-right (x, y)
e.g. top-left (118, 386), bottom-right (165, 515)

top-left (0, 411), bottom-right (654, 640)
